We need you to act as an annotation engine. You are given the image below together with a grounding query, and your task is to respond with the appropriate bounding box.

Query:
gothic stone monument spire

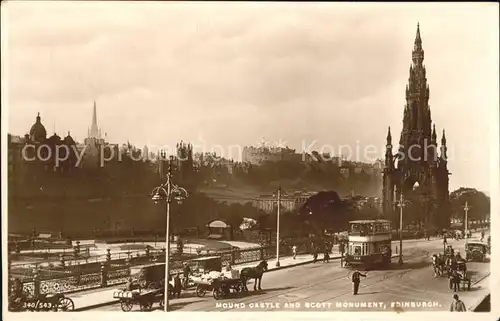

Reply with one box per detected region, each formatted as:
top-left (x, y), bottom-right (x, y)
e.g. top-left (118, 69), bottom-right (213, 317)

top-left (382, 23), bottom-right (450, 230)
top-left (89, 100), bottom-right (100, 139)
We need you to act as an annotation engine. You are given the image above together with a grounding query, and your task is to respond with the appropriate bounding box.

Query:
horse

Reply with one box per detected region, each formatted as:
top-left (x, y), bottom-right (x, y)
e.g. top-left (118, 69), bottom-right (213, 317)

top-left (432, 254), bottom-right (446, 277)
top-left (432, 254), bottom-right (440, 277)
top-left (240, 260), bottom-right (268, 292)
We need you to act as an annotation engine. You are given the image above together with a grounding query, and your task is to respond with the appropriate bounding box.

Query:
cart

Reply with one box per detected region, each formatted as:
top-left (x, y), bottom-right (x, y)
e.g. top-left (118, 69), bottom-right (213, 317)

top-left (211, 277), bottom-right (244, 300)
top-left (9, 293), bottom-right (75, 312)
top-left (465, 242), bottom-right (489, 262)
top-left (113, 263), bottom-right (167, 312)
top-left (113, 289), bottom-right (164, 312)
top-left (188, 256), bottom-right (223, 274)
top-left (188, 256), bottom-right (223, 297)
top-left (130, 263), bottom-right (166, 289)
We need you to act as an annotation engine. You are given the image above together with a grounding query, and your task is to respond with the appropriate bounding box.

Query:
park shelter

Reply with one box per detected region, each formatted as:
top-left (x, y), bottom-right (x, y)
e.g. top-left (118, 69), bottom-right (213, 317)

top-left (207, 219), bottom-right (232, 240)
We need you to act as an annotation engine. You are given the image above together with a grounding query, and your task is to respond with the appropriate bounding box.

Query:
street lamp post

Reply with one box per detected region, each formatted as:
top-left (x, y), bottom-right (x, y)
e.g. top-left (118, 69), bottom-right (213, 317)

top-left (275, 186), bottom-right (282, 267)
top-left (396, 193), bottom-right (406, 265)
top-left (151, 156), bottom-right (188, 312)
top-left (463, 201), bottom-right (470, 245)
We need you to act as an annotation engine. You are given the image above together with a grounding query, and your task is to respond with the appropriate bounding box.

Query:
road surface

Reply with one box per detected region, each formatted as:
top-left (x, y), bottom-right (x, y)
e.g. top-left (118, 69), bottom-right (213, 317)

top-left (91, 236), bottom-right (490, 312)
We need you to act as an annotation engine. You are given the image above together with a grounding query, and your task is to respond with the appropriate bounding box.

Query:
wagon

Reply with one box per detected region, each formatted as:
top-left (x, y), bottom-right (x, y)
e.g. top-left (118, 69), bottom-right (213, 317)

top-left (113, 288), bottom-right (164, 312)
top-left (9, 293), bottom-right (75, 312)
top-left (465, 242), bottom-right (489, 262)
top-left (130, 263), bottom-right (166, 289)
top-left (211, 277), bottom-right (244, 300)
top-left (113, 263), bottom-right (167, 312)
top-left (188, 256), bottom-right (223, 297)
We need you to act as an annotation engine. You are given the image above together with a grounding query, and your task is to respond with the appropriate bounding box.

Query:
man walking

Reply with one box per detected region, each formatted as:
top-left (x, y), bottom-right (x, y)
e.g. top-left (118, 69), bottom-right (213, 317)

top-left (292, 245), bottom-right (297, 259)
top-left (312, 247), bottom-right (318, 263)
top-left (450, 294), bottom-right (466, 311)
top-left (182, 262), bottom-right (191, 289)
top-left (351, 270), bottom-right (367, 295)
top-left (323, 248), bottom-right (330, 263)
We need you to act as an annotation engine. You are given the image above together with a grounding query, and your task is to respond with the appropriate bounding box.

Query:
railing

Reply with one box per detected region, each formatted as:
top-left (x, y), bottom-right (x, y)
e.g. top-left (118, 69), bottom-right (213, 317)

top-left (12, 246), bottom-right (277, 296)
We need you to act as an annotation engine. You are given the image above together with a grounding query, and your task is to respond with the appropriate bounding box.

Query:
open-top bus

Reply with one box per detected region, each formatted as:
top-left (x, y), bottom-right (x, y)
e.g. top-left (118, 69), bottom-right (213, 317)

top-left (344, 219), bottom-right (392, 268)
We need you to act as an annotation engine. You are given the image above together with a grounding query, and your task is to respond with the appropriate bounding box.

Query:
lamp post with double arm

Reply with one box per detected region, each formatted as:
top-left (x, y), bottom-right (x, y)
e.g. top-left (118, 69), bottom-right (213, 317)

top-left (151, 156), bottom-right (188, 312)
top-left (463, 201), bottom-right (470, 245)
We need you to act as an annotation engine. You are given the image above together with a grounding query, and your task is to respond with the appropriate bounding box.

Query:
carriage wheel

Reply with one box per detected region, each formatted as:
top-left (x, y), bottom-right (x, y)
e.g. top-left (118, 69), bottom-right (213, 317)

top-left (56, 298), bottom-right (75, 311)
top-left (196, 285), bottom-right (207, 297)
top-left (140, 301), bottom-right (153, 311)
top-left (120, 301), bottom-right (133, 312)
top-left (212, 288), bottom-right (221, 300)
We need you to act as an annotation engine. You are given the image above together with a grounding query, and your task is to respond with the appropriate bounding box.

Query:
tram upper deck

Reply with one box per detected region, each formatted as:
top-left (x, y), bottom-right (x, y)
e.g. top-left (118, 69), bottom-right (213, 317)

top-left (349, 219), bottom-right (392, 236)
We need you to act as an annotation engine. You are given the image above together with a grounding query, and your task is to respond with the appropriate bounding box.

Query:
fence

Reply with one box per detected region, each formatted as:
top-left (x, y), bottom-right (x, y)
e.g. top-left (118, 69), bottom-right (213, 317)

top-left (12, 245), bottom-right (277, 296)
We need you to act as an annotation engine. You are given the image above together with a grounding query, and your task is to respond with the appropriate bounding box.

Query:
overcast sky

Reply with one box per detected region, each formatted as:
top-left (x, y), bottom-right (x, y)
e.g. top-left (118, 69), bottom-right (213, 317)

top-left (2, 2), bottom-right (498, 192)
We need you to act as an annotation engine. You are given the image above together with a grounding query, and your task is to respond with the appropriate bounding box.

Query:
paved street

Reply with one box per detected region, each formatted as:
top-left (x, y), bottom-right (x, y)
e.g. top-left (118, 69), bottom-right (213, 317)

top-left (90, 236), bottom-right (490, 312)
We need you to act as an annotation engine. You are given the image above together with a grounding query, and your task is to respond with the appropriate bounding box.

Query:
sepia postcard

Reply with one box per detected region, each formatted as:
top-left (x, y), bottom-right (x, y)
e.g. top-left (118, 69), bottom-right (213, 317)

top-left (1, 1), bottom-right (499, 321)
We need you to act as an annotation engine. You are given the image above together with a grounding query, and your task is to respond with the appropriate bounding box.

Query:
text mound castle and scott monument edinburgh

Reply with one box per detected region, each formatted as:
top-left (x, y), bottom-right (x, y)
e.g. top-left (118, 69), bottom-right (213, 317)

top-left (382, 24), bottom-right (450, 230)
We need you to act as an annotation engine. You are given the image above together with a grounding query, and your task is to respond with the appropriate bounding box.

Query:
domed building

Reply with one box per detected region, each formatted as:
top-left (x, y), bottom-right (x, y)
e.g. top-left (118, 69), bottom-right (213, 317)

top-left (23, 113), bottom-right (51, 170)
top-left (62, 132), bottom-right (78, 171)
top-left (29, 113), bottom-right (47, 143)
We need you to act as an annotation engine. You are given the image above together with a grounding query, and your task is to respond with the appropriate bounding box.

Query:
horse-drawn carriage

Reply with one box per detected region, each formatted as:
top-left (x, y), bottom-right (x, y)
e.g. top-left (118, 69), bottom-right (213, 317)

top-left (188, 256), bottom-right (223, 297)
top-left (113, 263), bottom-right (166, 312)
top-left (449, 260), bottom-right (471, 291)
top-left (211, 277), bottom-right (245, 299)
top-left (465, 242), bottom-right (489, 262)
top-left (8, 278), bottom-right (75, 312)
top-left (189, 256), bottom-right (245, 299)
top-left (190, 257), bottom-right (269, 299)
top-left (9, 292), bottom-right (75, 312)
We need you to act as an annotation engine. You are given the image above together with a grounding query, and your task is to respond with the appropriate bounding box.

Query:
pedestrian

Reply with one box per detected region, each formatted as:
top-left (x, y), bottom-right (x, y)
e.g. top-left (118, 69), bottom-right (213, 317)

top-left (173, 273), bottom-right (182, 298)
top-left (312, 247), bottom-right (318, 263)
top-left (323, 249), bottom-right (330, 263)
top-left (449, 270), bottom-right (459, 292)
top-left (443, 235), bottom-right (447, 245)
top-left (292, 245), bottom-right (297, 259)
top-left (450, 294), bottom-right (466, 311)
top-left (182, 262), bottom-right (191, 288)
top-left (351, 270), bottom-right (367, 295)
top-left (480, 231), bottom-right (484, 242)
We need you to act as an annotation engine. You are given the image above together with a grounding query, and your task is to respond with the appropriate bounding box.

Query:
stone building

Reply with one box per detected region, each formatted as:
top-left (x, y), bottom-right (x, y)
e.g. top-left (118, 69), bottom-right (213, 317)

top-left (242, 140), bottom-right (300, 165)
top-left (382, 24), bottom-right (450, 230)
top-left (253, 191), bottom-right (315, 214)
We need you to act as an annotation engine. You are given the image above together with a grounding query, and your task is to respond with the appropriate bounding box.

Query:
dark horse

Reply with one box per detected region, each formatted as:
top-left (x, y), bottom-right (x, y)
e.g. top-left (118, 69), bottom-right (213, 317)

top-left (240, 260), bottom-right (268, 291)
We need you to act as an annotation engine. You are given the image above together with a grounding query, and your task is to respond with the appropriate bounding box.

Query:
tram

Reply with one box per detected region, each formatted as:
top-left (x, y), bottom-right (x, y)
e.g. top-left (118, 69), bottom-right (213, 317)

top-left (344, 219), bottom-right (392, 268)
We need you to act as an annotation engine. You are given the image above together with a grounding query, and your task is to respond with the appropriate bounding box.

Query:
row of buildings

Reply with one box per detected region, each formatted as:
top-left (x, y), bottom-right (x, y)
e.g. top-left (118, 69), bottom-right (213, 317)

top-left (252, 191), bottom-right (381, 214)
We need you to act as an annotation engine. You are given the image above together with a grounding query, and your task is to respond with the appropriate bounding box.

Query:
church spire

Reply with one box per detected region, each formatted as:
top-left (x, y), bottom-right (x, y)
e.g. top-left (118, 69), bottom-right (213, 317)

top-left (431, 124), bottom-right (437, 143)
top-left (89, 100), bottom-right (100, 139)
top-left (415, 22), bottom-right (421, 47)
top-left (412, 22), bottom-right (424, 66)
top-left (386, 126), bottom-right (392, 145)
